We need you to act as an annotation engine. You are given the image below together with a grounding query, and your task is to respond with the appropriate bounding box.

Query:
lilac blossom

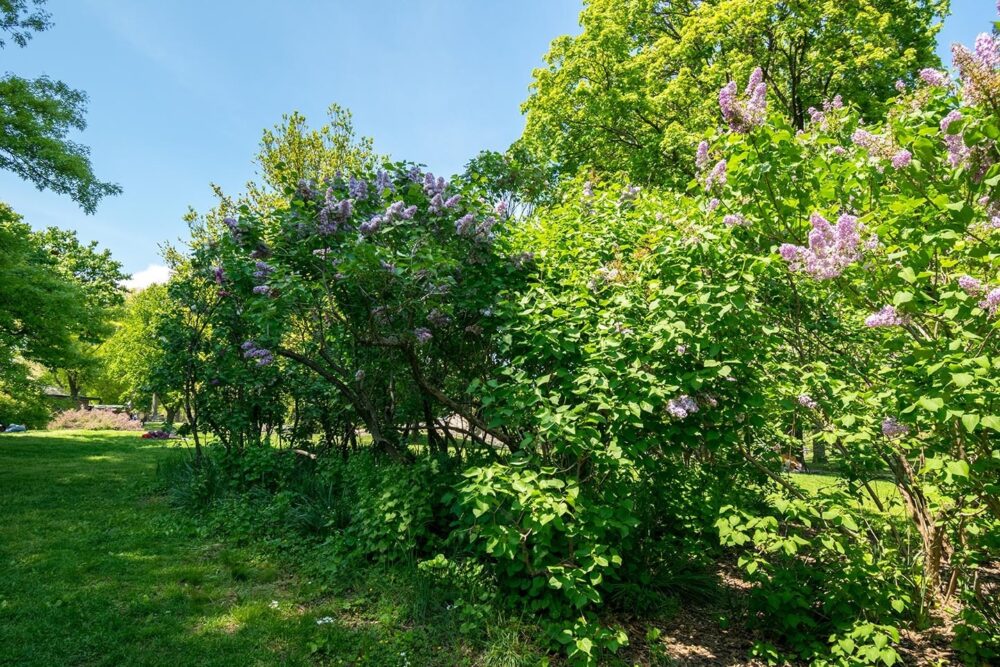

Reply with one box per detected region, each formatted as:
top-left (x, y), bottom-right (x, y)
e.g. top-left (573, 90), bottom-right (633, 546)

top-left (881, 417), bottom-right (910, 439)
top-left (423, 173), bottom-right (447, 196)
top-left (495, 200), bottom-right (509, 217)
top-left (444, 194), bottom-right (462, 209)
top-left (865, 305), bottom-right (905, 328)
top-left (895, 79), bottom-right (907, 93)
top-left (798, 394), bottom-right (818, 410)
top-left (223, 217), bottom-right (242, 242)
top-left (723, 213), bottom-right (748, 227)
top-left (582, 180), bottom-right (594, 198)
top-left (707, 197), bottom-right (720, 212)
top-left (918, 68), bottom-right (949, 87)
top-left (414, 327), bottom-right (433, 344)
top-left (455, 213), bottom-right (476, 236)
top-left (891, 149), bottom-right (912, 169)
top-left (374, 170), bottom-right (393, 196)
top-left (952, 35), bottom-right (999, 105)
top-left (695, 141), bottom-right (710, 171)
top-left (940, 110), bottom-right (969, 167)
top-left (359, 215), bottom-right (382, 237)
top-left (428, 193), bottom-right (445, 214)
top-left (675, 344), bottom-right (687, 355)
top-left (704, 159), bottom-right (727, 191)
top-left (252, 285), bottom-right (275, 297)
top-left (980, 287), bottom-right (1000, 316)
top-left (666, 394), bottom-right (699, 420)
top-left (253, 261), bottom-right (273, 280)
top-left (718, 67), bottom-right (767, 133)
top-left (619, 185), bottom-right (641, 203)
top-left (241, 340), bottom-right (274, 366)
top-left (958, 275), bottom-right (983, 295)
top-left (780, 213), bottom-right (862, 280)
top-left (318, 189), bottom-right (353, 234)
top-left (348, 176), bottom-right (368, 200)
top-left (212, 265), bottom-right (225, 285)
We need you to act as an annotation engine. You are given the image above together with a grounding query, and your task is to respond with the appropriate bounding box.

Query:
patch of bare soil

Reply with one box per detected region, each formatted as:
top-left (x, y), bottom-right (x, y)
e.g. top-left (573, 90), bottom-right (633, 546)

top-left (613, 561), bottom-right (966, 666)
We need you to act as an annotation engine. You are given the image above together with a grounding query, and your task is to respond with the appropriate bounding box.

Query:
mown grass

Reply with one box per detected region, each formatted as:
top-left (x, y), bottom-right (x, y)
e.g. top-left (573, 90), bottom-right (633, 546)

top-left (0, 431), bottom-right (534, 666)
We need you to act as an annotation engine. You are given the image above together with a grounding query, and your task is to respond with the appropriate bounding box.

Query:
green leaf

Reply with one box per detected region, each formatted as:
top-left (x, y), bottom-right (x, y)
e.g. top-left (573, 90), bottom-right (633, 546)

top-left (950, 373), bottom-right (974, 388)
top-left (981, 416), bottom-right (1000, 432)
top-left (918, 397), bottom-right (944, 413)
top-left (946, 460), bottom-right (970, 478)
top-left (892, 291), bottom-right (913, 306)
top-left (961, 413), bottom-right (980, 433)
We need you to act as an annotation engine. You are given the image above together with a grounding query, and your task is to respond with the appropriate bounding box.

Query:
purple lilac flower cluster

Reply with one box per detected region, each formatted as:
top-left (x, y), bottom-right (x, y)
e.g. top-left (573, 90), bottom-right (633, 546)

top-left (704, 160), bottom-right (727, 192)
top-left (414, 327), bottom-right (433, 344)
top-left (318, 188), bottom-right (353, 234)
top-left (348, 176), bottom-right (368, 200)
top-left (241, 340), bottom-right (274, 366)
top-left (852, 128), bottom-right (910, 170)
top-left (253, 261), bottom-right (273, 280)
top-left (881, 417), bottom-right (910, 439)
top-left (666, 394), bottom-right (699, 420)
top-left (918, 68), bottom-right (949, 87)
top-left (223, 217), bottom-right (243, 243)
top-left (958, 275), bottom-right (983, 295)
top-left (952, 33), bottom-right (999, 106)
top-left (695, 141), bottom-right (710, 171)
top-left (252, 285), bottom-right (276, 297)
top-left (805, 95), bottom-right (843, 128)
top-left (374, 170), bottom-right (393, 197)
top-left (619, 185), bottom-right (641, 204)
top-left (723, 213), bottom-right (748, 227)
top-left (865, 305), bottom-right (905, 328)
top-left (779, 213), bottom-right (862, 280)
top-left (980, 287), bottom-right (1000, 316)
top-left (719, 67), bottom-right (767, 133)
top-left (212, 265), bottom-right (225, 285)
top-left (940, 110), bottom-right (968, 168)
top-left (797, 394), bottom-right (818, 410)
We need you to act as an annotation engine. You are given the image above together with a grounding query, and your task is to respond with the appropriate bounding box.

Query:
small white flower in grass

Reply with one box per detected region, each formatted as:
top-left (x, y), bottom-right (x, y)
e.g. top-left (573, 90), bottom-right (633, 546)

top-left (316, 616), bottom-right (334, 625)
top-left (269, 600), bottom-right (279, 609)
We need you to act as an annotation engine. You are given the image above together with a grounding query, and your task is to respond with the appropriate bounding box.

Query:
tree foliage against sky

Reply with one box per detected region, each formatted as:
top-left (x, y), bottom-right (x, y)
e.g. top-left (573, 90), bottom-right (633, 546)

top-left (0, 0), bottom-right (120, 213)
top-left (519, 0), bottom-right (950, 186)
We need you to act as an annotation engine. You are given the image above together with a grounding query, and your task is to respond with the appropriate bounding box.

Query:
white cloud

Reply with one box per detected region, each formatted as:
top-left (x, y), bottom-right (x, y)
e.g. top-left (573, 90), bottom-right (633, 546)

top-left (122, 264), bottom-right (172, 291)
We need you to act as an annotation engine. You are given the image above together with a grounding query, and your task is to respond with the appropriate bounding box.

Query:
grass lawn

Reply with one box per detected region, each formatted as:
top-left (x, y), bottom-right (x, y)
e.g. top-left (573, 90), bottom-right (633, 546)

top-left (0, 431), bottom-right (506, 667)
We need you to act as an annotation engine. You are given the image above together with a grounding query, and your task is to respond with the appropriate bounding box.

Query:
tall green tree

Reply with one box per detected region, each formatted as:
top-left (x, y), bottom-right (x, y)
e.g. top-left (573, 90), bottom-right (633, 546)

top-left (96, 283), bottom-right (171, 410)
top-left (33, 226), bottom-right (127, 402)
top-left (0, 0), bottom-right (120, 213)
top-left (519, 0), bottom-right (949, 186)
top-left (0, 202), bottom-right (88, 423)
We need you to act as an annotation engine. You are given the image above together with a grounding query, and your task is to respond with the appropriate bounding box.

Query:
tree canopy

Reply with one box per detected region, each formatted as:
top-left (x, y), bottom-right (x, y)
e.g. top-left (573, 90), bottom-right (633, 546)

top-left (519, 0), bottom-right (949, 186)
top-left (0, 0), bottom-right (120, 213)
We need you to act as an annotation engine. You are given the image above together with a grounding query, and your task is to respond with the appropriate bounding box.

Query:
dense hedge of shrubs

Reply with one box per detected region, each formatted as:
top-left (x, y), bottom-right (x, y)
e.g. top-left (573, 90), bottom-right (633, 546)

top-left (160, 27), bottom-right (1000, 666)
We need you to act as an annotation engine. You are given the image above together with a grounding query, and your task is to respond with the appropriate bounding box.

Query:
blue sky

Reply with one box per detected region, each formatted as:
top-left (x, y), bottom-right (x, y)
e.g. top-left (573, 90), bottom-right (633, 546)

top-left (1, 0), bottom-right (995, 285)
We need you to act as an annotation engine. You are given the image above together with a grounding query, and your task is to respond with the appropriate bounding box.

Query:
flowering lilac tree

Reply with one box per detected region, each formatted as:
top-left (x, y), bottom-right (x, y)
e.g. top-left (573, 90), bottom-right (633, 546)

top-left (198, 162), bottom-right (528, 460)
top-left (701, 24), bottom-right (1000, 662)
